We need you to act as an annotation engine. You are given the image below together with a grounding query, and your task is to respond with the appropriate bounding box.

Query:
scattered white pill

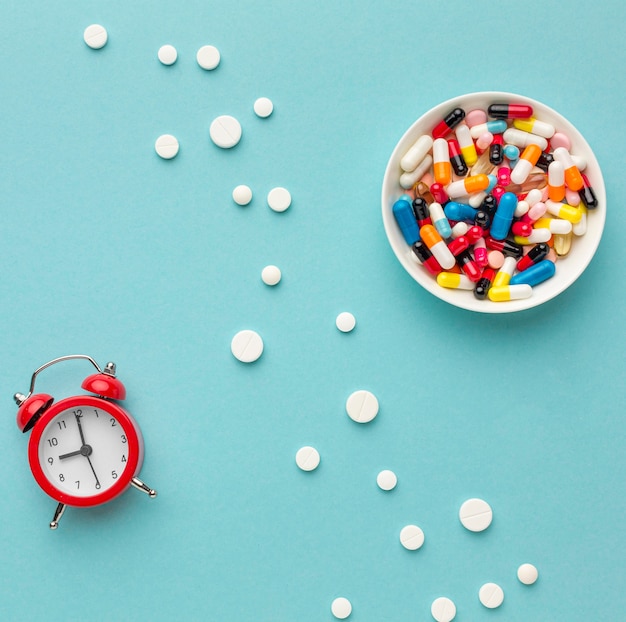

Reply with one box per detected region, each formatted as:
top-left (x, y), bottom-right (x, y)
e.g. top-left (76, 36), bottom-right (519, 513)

top-left (335, 312), bottom-right (356, 333)
top-left (331, 597), bottom-right (352, 619)
top-left (83, 24), bottom-right (108, 49)
top-left (399, 524), bottom-right (424, 550)
top-left (210, 115), bottom-right (242, 149)
top-left (267, 187), bottom-right (292, 213)
top-left (158, 44), bottom-right (177, 65)
top-left (479, 583), bottom-right (504, 609)
top-left (345, 390), bottom-right (378, 423)
top-left (232, 185), bottom-right (252, 206)
top-left (154, 134), bottom-right (179, 160)
top-left (230, 329), bottom-right (263, 363)
top-left (295, 446), bottom-right (320, 472)
top-left (254, 97), bottom-right (274, 118)
top-left (196, 44), bottom-right (220, 70)
top-left (517, 563), bottom-right (539, 585)
top-left (459, 498), bottom-right (493, 532)
top-left (377, 470), bottom-right (397, 491)
top-left (431, 597), bottom-right (456, 622)
top-left (261, 265), bottom-right (281, 286)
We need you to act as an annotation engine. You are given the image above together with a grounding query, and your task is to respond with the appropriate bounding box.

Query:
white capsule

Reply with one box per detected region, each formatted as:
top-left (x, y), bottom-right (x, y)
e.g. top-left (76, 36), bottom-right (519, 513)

top-left (521, 228), bottom-right (552, 243)
top-left (429, 240), bottom-right (456, 270)
top-left (548, 160), bottom-right (565, 186)
top-left (503, 128), bottom-right (548, 151)
top-left (429, 202), bottom-right (451, 238)
top-left (510, 158), bottom-right (534, 185)
top-left (399, 154), bottom-right (433, 189)
top-left (450, 222), bottom-right (469, 239)
top-left (514, 200), bottom-right (529, 217)
top-left (469, 191), bottom-right (487, 208)
top-left (571, 154), bottom-right (587, 171)
top-left (541, 218), bottom-right (572, 234)
top-left (573, 208), bottom-right (587, 236)
top-left (400, 134), bottom-right (433, 173)
top-left (525, 188), bottom-right (543, 207)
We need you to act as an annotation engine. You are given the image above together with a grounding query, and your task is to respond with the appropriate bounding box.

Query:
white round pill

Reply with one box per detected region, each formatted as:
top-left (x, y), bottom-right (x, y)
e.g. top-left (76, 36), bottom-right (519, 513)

top-left (459, 498), bottom-right (493, 532)
top-left (232, 185), bottom-right (252, 206)
top-left (331, 597), bottom-right (352, 619)
top-left (479, 583), bottom-right (504, 609)
top-left (158, 44), bottom-right (177, 65)
top-left (210, 115), bottom-right (242, 149)
top-left (517, 563), bottom-right (539, 585)
top-left (155, 134), bottom-right (179, 160)
top-left (196, 44), bottom-right (220, 70)
top-left (377, 470), bottom-right (397, 491)
top-left (267, 187), bottom-right (291, 212)
top-left (431, 597), bottom-right (456, 622)
top-left (346, 390), bottom-right (378, 423)
top-left (295, 446), bottom-right (320, 472)
top-left (83, 24), bottom-right (108, 49)
top-left (399, 524), bottom-right (424, 550)
top-left (261, 265), bottom-right (281, 286)
top-left (231, 330), bottom-right (263, 363)
top-left (335, 312), bottom-right (356, 333)
top-left (254, 97), bottom-right (274, 118)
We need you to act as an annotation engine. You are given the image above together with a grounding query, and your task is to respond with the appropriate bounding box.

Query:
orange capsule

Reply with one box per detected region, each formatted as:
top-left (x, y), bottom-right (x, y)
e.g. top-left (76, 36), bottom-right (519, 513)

top-left (432, 138), bottom-right (451, 185)
top-left (553, 147), bottom-right (583, 191)
top-left (446, 174), bottom-right (490, 198)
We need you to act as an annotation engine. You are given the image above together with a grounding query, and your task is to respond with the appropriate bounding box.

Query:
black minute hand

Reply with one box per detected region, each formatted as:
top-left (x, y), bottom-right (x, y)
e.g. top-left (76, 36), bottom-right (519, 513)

top-left (75, 411), bottom-right (87, 445)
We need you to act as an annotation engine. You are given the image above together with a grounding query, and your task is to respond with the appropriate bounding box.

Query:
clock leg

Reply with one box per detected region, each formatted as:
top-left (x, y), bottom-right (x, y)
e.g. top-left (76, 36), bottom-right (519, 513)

top-left (49, 502), bottom-right (67, 530)
top-left (131, 477), bottom-right (157, 498)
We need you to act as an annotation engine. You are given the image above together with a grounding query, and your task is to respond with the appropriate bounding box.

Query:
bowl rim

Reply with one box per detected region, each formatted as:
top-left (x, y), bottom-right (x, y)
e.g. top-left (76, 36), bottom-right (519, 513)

top-left (381, 91), bottom-right (607, 313)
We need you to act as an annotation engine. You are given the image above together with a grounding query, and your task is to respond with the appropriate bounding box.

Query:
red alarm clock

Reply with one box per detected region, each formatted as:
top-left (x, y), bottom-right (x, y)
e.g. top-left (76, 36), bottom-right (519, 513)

top-left (14, 354), bottom-right (156, 529)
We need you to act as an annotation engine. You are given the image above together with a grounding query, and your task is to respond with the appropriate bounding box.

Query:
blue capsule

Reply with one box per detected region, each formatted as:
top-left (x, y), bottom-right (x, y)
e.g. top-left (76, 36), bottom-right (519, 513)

top-left (509, 260), bottom-right (556, 287)
top-left (489, 192), bottom-right (518, 240)
top-left (443, 201), bottom-right (478, 223)
top-left (503, 145), bottom-right (520, 161)
top-left (392, 199), bottom-right (419, 245)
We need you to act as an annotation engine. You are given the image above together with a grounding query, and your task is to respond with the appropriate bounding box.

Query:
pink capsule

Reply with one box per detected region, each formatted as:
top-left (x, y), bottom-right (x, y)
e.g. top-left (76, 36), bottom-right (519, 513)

top-left (473, 237), bottom-right (489, 267)
top-left (430, 182), bottom-right (449, 205)
top-left (497, 166), bottom-right (511, 187)
top-left (475, 132), bottom-right (493, 153)
top-left (466, 225), bottom-right (485, 244)
top-left (492, 186), bottom-right (506, 203)
top-left (511, 221), bottom-right (533, 237)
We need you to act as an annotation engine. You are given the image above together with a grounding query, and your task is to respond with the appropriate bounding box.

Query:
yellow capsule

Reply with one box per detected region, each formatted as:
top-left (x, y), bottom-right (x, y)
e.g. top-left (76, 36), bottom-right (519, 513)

top-left (488, 284), bottom-right (533, 302)
top-left (436, 272), bottom-right (474, 290)
top-left (545, 200), bottom-right (582, 223)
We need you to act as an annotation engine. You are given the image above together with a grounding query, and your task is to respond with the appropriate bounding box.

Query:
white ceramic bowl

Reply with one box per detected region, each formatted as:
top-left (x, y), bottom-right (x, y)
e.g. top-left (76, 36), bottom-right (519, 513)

top-left (381, 92), bottom-right (606, 313)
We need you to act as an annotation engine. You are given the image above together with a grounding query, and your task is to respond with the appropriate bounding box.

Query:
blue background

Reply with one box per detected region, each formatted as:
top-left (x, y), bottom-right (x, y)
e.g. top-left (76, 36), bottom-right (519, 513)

top-left (1, 1), bottom-right (624, 620)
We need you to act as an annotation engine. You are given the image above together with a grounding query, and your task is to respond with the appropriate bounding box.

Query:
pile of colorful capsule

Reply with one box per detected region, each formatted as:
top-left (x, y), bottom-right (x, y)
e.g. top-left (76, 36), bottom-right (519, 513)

top-left (392, 102), bottom-right (598, 302)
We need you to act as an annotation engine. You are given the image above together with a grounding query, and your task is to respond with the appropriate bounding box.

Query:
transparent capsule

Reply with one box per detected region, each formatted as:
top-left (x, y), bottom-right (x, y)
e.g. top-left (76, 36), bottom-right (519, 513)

top-left (553, 231), bottom-right (573, 256)
top-left (413, 181), bottom-right (434, 204)
top-left (470, 150), bottom-right (495, 176)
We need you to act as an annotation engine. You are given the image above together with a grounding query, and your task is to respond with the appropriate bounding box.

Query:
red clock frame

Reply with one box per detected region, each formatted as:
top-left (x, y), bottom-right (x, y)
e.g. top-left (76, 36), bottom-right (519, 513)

top-left (28, 395), bottom-right (144, 507)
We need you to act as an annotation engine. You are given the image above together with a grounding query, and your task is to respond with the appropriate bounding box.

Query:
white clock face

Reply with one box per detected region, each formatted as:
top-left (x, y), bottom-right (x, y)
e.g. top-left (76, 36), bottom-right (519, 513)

top-left (38, 405), bottom-right (131, 497)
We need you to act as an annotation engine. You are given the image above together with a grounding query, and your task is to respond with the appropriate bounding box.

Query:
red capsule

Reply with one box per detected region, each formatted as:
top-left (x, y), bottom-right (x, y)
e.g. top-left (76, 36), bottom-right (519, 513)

top-left (517, 243), bottom-right (550, 272)
top-left (489, 133), bottom-right (504, 165)
top-left (488, 103), bottom-right (534, 119)
top-left (447, 236), bottom-right (470, 256)
top-left (430, 183), bottom-right (449, 205)
top-left (447, 138), bottom-right (469, 176)
top-left (511, 221), bottom-right (532, 237)
top-left (465, 225), bottom-right (484, 244)
top-left (485, 236), bottom-right (524, 258)
top-left (473, 267), bottom-right (496, 300)
top-left (432, 108), bottom-right (466, 139)
top-left (412, 241), bottom-right (443, 275)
